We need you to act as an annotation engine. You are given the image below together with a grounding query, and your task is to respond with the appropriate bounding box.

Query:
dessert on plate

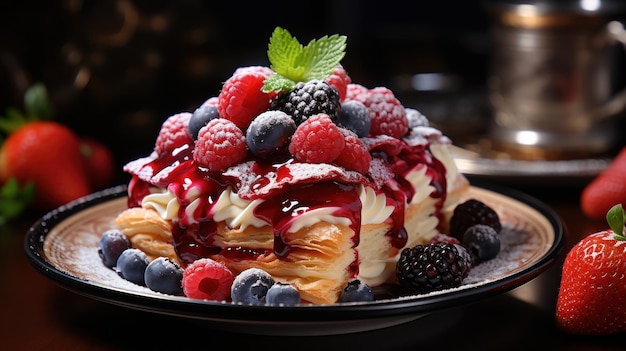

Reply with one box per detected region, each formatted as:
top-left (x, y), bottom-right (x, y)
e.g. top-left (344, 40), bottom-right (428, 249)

top-left (102, 27), bottom-right (473, 305)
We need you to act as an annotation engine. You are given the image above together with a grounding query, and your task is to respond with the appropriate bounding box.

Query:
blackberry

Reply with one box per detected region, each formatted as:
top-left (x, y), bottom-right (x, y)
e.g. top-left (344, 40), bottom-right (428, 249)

top-left (396, 242), bottom-right (470, 293)
top-left (270, 80), bottom-right (341, 125)
top-left (449, 199), bottom-right (502, 240)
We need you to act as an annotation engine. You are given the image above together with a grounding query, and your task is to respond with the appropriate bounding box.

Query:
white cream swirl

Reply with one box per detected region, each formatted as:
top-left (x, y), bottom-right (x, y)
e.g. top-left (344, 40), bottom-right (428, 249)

top-left (359, 184), bottom-right (394, 225)
top-left (211, 187), bottom-right (268, 230)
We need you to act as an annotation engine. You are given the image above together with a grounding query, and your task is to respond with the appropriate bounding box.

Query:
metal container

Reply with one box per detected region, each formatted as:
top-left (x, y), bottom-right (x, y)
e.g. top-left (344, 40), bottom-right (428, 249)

top-left (486, 0), bottom-right (626, 159)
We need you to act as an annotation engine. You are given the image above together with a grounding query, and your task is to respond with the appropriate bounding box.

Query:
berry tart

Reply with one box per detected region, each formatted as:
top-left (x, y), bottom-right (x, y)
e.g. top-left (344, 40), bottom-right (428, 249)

top-left (102, 27), bottom-right (472, 305)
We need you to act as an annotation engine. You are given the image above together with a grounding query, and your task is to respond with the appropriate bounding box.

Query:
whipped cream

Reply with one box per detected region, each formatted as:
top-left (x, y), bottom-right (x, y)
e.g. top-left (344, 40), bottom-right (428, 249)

top-left (142, 183), bottom-right (391, 232)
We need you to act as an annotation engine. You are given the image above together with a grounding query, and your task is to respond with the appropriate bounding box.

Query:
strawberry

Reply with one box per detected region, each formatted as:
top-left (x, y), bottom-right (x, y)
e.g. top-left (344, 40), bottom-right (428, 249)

top-left (79, 137), bottom-right (116, 190)
top-left (555, 204), bottom-right (626, 335)
top-left (581, 146), bottom-right (626, 220)
top-left (0, 121), bottom-right (91, 210)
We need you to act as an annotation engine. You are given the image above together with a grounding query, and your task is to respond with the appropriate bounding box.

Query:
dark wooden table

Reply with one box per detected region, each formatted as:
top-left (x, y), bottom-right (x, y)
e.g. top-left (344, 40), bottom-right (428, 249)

top-left (1, 179), bottom-right (625, 350)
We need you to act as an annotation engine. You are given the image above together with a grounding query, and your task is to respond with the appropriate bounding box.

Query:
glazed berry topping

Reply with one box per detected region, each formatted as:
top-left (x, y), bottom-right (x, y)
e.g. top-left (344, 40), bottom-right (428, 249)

top-left (246, 110), bottom-right (296, 159)
top-left (396, 242), bottom-right (470, 293)
top-left (217, 66), bottom-right (274, 130)
top-left (144, 257), bottom-right (184, 295)
top-left (115, 248), bottom-right (150, 285)
top-left (155, 112), bottom-right (194, 156)
top-left (231, 268), bottom-right (275, 305)
top-left (326, 64), bottom-right (351, 102)
top-left (449, 199), bottom-right (502, 240)
top-left (193, 118), bottom-right (247, 171)
top-left (265, 283), bottom-right (301, 306)
top-left (462, 224), bottom-right (501, 263)
top-left (189, 103), bottom-right (220, 140)
top-left (405, 108), bottom-right (430, 128)
top-left (182, 258), bottom-right (234, 301)
top-left (288, 113), bottom-right (345, 163)
top-left (333, 128), bottom-right (371, 174)
top-left (338, 279), bottom-right (374, 303)
top-left (338, 100), bottom-right (371, 137)
top-left (98, 229), bottom-right (131, 268)
top-left (270, 80), bottom-right (341, 125)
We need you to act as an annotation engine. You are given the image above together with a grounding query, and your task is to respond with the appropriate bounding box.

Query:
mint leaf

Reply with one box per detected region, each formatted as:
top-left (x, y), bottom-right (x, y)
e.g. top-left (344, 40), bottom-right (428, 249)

top-left (263, 74), bottom-right (296, 93)
top-left (606, 204), bottom-right (625, 239)
top-left (267, 27), bottom-right (303, 78)
top-left (299, 34), bottom-right (346, 81)
top-left (263, 27), bottom-right (347, 93)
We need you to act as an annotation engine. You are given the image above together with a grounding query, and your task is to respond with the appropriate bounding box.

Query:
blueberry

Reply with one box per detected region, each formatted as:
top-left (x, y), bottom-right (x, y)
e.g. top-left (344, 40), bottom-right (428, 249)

top-left (98, 229), bottom-right (131, 268)
top-left (339, 279), bottom-right (374, 303)
top-left (265, 283), bottom-right (301, 306)
top-left (116, 248), bottom-right (150, 285)
top-left (231, 268), bottom-right (275, 305)
top-left (462, 224), bottom-right (501, 262)
top-left (338, 100), bottom-right (371, 137)
top-left (246, 111), bottom-right (296, 159)
top-left (144, 257), bottom-right (184, 295)
top-left (189, 103), bottom-right (219, 140)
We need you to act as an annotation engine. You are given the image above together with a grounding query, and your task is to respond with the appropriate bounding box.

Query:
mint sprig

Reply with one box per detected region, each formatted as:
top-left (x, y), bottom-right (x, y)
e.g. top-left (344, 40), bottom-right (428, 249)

top-left (262, 27), bottom-right (347, 93)
top-left (606, 204), bottom-right (626, 240)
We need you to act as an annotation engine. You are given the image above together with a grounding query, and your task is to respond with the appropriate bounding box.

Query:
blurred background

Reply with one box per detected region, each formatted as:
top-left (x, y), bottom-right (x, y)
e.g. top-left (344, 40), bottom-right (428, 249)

top-left (0, 0), bottom-right (491, 184)
top-left (2, 0), bottom-right (626, 186)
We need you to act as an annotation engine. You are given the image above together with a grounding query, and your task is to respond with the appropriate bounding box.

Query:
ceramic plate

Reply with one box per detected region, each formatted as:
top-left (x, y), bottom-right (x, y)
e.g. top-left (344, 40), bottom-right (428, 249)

top-left (25, 184), bottom-right (564, 336)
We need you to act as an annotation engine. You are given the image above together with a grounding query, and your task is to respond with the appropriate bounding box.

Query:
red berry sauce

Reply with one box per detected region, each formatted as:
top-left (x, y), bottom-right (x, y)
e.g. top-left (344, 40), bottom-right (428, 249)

top-left (124, 127), bottom-right (450, 277)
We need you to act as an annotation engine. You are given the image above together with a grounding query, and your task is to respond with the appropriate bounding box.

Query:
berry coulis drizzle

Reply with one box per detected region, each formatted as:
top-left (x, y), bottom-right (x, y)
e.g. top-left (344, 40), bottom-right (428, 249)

top-left (126, 131), bottom-right (448, 271)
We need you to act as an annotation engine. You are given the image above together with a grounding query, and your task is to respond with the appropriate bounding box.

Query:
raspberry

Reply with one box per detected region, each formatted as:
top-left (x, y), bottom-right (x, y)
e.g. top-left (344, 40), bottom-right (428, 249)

top-left (270, 80), bottom-right (341, 125)
top-left (193, 118), bottom-right (247, 171)
top-left (396, 242), bottom-right (470, 293)
top-left (199, 96), bottom-right (219, 107)
top-left (182, 258), bottom-right (234, 301)
top-left (155, 112), bottom-right (194, 156)
top-left (334, 128), bottom-right (371, 174)
top-left (346, 85), bottom-right (408, 139)
top-left (288, 114), bottom-right (345, 164)
top-left (346, 83), bottom-right (368, 99)
top-left (449, 199), bottom-right (502, 240)
top-left (218, 66), bottom-right (274, 130)
top-left (326, 64), bottom-right (351, 102)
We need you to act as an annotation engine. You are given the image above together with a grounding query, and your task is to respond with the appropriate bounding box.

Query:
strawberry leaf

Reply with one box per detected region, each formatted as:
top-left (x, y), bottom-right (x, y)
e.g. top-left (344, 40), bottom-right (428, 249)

top-left (0, 178), bottom-right (35, 226)
top-left (24, 83), bottom-right (54, 121)
top-left (606, 204), bottom-right (626, 239)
